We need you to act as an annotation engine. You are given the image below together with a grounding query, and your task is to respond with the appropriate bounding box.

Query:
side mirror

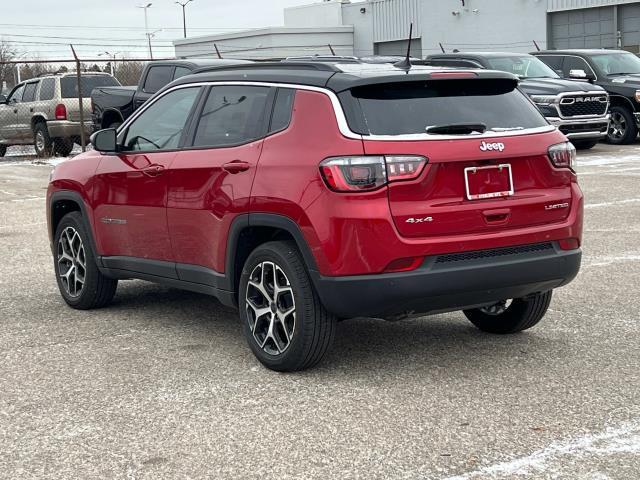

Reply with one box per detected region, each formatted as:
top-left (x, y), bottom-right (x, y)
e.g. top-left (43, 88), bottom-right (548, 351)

top-left (90, 128), bottom-right (118, 153)
top-left (569, 69), bottom-right (595, 81)
top-left (0, 94), bottom-right (6, 104)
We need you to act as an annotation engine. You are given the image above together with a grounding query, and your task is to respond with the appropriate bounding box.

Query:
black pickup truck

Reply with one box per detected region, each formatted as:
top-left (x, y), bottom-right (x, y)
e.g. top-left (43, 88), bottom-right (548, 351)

top-left (533, 49), bottom-right (640, 144)
top-left (91, 58), bottom-right (250, 130)
top-left (426, 52), bottom-right (610, 149)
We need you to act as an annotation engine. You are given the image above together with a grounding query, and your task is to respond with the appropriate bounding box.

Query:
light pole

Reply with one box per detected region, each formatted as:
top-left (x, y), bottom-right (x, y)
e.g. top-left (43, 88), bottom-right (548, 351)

top-left (136, 3), bottom-right (153, 58)
top-left (175, 0), bottom-right (194, 39)
top-left (98, 51), bottom-right (122, 76)
top-left (147, 29), bottom-right (162, 60)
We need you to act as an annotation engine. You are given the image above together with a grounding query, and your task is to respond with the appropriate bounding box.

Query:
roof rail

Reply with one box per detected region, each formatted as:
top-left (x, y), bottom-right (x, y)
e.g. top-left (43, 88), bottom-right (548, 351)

top-left (192, 61), bottom-right (342, 75)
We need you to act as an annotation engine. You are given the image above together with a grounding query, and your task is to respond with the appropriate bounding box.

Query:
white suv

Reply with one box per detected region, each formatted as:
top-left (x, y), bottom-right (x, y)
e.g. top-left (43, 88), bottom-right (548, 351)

top-left (0, 72), bottom-right (119, 157)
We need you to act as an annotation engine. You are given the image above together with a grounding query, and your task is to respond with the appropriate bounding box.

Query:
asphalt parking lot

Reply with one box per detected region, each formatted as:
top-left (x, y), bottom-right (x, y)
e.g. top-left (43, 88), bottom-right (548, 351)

top-left (0, 143), bottom-right (638, 479)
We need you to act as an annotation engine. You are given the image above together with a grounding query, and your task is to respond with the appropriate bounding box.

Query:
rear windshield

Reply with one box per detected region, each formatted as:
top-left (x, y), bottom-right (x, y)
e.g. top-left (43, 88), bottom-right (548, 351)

top-left (342, 79), bottom-right (548, 136)
top-left (61, 75), bottom-right (120, 98)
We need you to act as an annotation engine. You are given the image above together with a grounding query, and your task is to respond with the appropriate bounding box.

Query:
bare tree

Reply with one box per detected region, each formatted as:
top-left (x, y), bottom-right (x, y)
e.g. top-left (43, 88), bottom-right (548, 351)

top-left (0, 39), bottom-right (17, 92)
top-left (115, 61), bottom-right (145, 86)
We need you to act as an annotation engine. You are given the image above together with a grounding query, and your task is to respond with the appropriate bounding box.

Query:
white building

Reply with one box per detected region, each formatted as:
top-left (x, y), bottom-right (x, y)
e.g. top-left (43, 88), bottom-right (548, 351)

top-left (173, 0), bottom-right (640, 60)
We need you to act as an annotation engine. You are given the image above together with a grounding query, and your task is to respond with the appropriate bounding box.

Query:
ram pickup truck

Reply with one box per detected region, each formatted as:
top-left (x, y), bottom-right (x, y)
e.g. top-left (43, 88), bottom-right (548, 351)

top-left (91, 58), bottom-right (250, 130)
top-left (426, 52), bottom-right (610, 149)
top-left (533, 49), bottom-right (640, 144)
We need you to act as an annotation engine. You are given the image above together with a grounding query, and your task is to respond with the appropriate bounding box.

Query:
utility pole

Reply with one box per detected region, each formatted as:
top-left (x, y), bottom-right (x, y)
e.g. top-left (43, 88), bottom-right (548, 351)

top-left (137, 3), bottom-right (153, 58)
top-left (175, 0), bottom-right (194, 39)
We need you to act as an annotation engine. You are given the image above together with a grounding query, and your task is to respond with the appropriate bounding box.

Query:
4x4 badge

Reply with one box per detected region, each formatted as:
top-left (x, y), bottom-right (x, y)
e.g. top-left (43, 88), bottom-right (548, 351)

top-left (480, 141), bottom-right (505, 152)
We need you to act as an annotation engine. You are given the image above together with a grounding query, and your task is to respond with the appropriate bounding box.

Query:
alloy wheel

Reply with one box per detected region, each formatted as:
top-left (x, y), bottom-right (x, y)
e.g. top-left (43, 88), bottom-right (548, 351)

top-left (609, 112), bottom-right (627, 140)
top-left (245, 261), bottom-right (296, 356)
top-left (57, 226), bottom-right (86, 297)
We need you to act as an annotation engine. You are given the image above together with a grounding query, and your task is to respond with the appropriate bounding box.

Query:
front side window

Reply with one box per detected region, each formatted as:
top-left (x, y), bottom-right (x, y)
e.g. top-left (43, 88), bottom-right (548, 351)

top-left (143, 66), bottom-right (174, 94)
top-left (123, 87), bottom-right (200, 151)
top-left (193, 86), bottom-right (271, 147)
top-left (7, 84), bottom-right (25, 104)
top-left (562, 57), bottom-right (595, 78)
top-left (343, 79), bottom-right (548, 136)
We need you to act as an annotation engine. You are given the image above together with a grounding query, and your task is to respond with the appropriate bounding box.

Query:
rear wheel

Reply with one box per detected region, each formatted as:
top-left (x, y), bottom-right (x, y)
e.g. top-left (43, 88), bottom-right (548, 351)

top-left (54, 137), bottom-right (74, 157)
top-left (33, 122), bottom-right (54, 157)
top-left (607, 106), bottom-right (638, 145)
top-left (239, 241), bottom-right (336, 372)
top-left (464, 291), bottom-right (552, 334)
top-left (54, 212), bottom-right (118, 309)
top-left (572, 139), bottom-right (598, 150)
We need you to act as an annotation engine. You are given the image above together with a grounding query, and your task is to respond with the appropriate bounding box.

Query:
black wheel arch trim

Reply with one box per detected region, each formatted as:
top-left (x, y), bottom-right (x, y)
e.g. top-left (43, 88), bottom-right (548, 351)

top-left (49, 190), bottom-right (101, 265)
top-left (608, 95), bottom-right (637, 113)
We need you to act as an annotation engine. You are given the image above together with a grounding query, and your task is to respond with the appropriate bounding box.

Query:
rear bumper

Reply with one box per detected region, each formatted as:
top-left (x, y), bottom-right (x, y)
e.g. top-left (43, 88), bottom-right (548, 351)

top-left (547, 116), bottom-right (609, 140)
top-left (47, 120), bottom-right (92, 140)
top-left (310, 242), bottom-right (581, 319)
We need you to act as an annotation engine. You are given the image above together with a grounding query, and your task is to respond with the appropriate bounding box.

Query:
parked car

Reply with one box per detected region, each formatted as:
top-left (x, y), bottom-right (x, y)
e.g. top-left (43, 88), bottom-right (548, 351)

top-left (426, 52), bottom-right (610, 150)
top-left (91, 58), bottom-right (251, 131)
top-left (0, 72), bottom-right (119, 157)
top-left (533, 49), bottom-right (640, 144)
top-left (48, 62), bottom-right (582, 371)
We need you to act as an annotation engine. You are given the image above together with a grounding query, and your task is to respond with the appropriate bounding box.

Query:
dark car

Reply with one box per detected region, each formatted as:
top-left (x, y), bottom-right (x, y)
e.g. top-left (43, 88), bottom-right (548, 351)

top-left (90, 58), bottom-right (251, 130)
top-left (533, 49), bottom-right (640, 144)
top-left (48, 62), bottom-right (582, 371)
top-left (426, 52), bottom-right (610, 150)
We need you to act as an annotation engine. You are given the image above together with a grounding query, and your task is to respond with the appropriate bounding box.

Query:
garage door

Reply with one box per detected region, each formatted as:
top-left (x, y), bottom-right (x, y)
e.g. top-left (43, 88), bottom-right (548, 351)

top-left (550, 7), bottom-right (615, 49)
top-left (374, 38), bottom-right (422, 58)
top-left (621, 3), bottom-right (640, 52)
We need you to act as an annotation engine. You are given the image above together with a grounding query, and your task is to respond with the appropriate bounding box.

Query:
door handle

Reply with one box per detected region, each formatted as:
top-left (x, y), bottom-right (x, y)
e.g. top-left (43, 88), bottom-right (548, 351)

top-left (141, 164), bottom-right (165, 176)
top-left (13, 109), bottom-right (17, 114)
top-left (223, 161), bottom-right (251, 174)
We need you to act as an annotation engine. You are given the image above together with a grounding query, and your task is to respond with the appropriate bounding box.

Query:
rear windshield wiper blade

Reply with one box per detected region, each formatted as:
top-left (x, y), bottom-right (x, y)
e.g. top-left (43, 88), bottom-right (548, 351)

top-left (426, 123), bottom-right (487, 135)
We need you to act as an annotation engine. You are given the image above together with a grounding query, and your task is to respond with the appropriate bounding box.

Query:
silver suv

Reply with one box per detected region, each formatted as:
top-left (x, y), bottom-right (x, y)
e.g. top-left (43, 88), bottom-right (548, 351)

top-left (0, 72), bottom-right (119, 157)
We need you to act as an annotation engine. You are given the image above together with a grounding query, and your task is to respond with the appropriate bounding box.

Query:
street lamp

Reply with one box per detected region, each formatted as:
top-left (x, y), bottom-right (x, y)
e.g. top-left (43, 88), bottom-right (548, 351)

top-left (98, 51), bottom-right (122, 76)
top-left (147, 29), bottom-right (162, 60)
top-left (136, 3), bottom-right (153, 58)
top-left (175, 0), bottom-right (194, 39)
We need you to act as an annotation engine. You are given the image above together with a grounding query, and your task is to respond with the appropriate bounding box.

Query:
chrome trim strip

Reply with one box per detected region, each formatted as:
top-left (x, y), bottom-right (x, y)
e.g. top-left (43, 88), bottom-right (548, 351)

top-left (118, 81), bottom-right (557, 143)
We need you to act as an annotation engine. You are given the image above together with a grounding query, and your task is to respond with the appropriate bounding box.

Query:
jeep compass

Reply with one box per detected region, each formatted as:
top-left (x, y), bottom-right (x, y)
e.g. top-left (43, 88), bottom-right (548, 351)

top-left (47, 62), bottom-right (583, 371)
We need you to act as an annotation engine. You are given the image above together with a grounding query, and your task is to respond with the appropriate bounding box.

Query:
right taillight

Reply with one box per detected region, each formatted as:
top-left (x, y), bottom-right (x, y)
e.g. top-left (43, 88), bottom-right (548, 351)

top-left (320, 155), bottom-right (427, 192)
top-left (54, 104), bottom-right (67, 120)
top-left (548, 142), bottom-right (576, 172)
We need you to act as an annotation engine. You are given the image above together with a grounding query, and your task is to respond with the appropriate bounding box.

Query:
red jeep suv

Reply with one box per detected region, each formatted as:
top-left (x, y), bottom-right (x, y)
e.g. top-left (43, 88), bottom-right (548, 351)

top-left (47, 62), bottom-right (583, 371)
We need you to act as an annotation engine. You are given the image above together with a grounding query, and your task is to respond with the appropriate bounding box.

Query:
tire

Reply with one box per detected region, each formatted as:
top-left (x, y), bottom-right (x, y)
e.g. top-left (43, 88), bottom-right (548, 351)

top-left (463, 291), bottom-right (553, 334)
top-left (572, 140), bottom-right (598, 150)
top-left (239, 241), bottom-right (336, 372)
top-left (607, 106), bottom-right (638, 145)
top-left (0, 145), bottom-right (6, 157)
top-left (33, 122), bottom-right (54, 157)
top-left (53, 211), bottom-right (118, 310)
top-left (54, 137), bottom-right (74, 157)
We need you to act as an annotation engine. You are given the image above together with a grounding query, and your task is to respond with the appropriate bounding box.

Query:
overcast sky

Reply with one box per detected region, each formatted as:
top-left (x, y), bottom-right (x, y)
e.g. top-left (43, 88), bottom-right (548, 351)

top-left (2, 0), bottom-right (315, 60)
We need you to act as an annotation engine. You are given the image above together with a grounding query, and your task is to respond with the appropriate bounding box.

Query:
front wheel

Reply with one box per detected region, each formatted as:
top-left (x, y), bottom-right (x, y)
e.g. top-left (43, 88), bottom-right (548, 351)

top-left (607, 106), bottom-right (638, 145)
top-left (464, 291), bottom-right (552, 334)
top-left (239, 241), bottom-right (336, 372)
top-left (53, 212), bottom-right (118, 309)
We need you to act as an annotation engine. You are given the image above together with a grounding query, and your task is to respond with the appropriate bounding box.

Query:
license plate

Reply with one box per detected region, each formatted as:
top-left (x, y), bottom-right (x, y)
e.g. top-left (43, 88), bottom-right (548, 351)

top-left (464, 164), bottom-right (514, 201)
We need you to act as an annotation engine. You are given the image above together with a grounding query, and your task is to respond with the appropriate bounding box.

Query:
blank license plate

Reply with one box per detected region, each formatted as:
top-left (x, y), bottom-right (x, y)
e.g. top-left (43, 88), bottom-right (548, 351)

top-left (464, 164), bottom-right (514, 201)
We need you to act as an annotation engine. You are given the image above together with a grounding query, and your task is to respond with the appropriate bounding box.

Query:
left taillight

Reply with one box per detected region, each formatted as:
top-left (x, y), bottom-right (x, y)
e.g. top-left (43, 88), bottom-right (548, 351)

top-left (54, 104), bottom-right (67, 120)
top-left (548, 142), bottom-right (576, 172)
top-left (320, 155), bottom-right (428, 192)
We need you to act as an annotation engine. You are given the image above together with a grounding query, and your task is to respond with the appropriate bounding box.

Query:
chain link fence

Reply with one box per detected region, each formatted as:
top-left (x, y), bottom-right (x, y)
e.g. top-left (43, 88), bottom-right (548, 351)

top-left (0, 56), bottom-right (154, 160)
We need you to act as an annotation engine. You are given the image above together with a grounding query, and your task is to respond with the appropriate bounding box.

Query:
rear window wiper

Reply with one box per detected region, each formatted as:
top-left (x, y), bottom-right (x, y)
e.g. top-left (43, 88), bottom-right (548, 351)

top-left (426, 123), bottom-right (487, 135)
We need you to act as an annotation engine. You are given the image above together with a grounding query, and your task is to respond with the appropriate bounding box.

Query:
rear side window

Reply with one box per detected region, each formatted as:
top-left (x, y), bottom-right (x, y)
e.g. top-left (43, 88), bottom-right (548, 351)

top-left (22, 82), bottom-right (39, 102)
top-left (343, 79), bottom-right (548, 135)
top-left (143, 66), bottom-right (174, 93)
top-left (174, 66), bottom-right (191, 80)
top-left (193, 86), bottom-right (271, 147)
top-left (61, 75), bottom-right (119, 98)
top-left (39, 78), bottom-right (55, 100)
top-left (269, 88), bottom-right (295, 133)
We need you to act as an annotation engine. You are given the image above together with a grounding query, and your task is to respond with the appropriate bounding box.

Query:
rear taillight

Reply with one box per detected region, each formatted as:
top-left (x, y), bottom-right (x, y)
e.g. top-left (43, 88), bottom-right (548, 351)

top-left (54, 104), bottom-right (67, 120)
top-left (320, 155), bottom-right (427, 192)
top-left (548, 142), bottom-right (576, 171)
